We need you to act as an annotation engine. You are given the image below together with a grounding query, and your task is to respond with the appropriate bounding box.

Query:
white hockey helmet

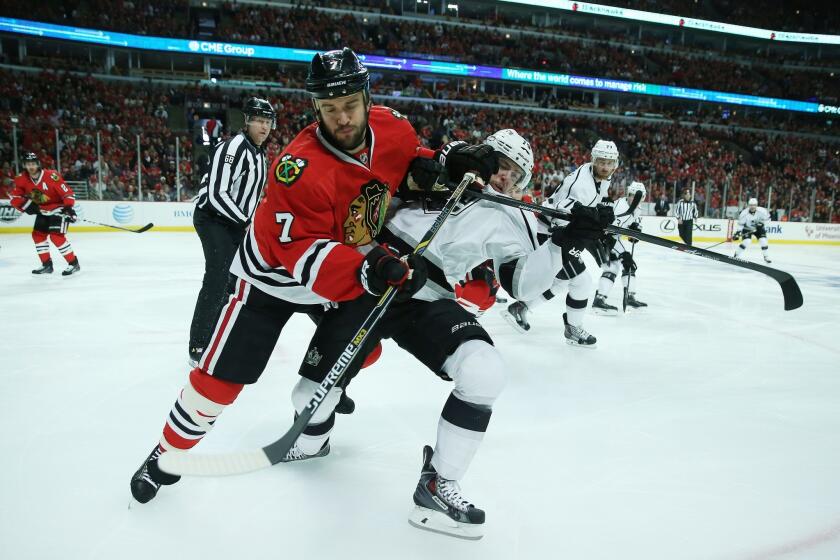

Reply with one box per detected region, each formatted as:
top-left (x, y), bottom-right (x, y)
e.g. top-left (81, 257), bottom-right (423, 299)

top-left (591, 139), bottom-right (619, 162)
top-left (748, 197), bottom-right (758, 206)
top-left (484, 129), bottom-right (533, 191)
top-left (627, 181), bottom-right (646, 200)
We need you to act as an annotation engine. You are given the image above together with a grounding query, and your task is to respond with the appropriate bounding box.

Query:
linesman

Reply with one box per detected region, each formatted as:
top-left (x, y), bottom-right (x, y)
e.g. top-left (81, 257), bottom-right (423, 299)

top-left (674, 188), bottom-right (699, 246)
top-left (188, 97), bottom-right (275, 365)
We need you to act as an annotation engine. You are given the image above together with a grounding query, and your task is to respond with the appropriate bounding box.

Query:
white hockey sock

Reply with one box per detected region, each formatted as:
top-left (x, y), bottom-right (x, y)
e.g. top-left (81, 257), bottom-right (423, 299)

top-left (598, 272), bottom-right (616, 296)
top-left (291, 377), bottom-right (341, 455)
top-left (432, 341), bottom-right (505, 480)
top-left (160, 382), bottom-right (228, 452)
top-left (735, 240), bottom-right (749, 256)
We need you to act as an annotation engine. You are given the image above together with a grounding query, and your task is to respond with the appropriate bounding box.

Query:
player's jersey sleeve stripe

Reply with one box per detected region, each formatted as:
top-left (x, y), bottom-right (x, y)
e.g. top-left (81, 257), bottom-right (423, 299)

top-left (299, 241), bottom-right (341, 290)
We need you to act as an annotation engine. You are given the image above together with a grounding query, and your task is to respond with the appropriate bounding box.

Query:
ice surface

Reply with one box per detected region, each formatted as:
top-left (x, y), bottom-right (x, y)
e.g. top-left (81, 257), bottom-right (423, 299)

top-left (2, 232), bottom-right (840, 560)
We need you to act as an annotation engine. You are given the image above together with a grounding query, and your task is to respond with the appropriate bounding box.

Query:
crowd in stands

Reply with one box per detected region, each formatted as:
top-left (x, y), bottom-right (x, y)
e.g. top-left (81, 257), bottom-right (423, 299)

top-left (5, 1), bottom-right (838, 103)
top-left (1, 69), bottom-right (836, 222)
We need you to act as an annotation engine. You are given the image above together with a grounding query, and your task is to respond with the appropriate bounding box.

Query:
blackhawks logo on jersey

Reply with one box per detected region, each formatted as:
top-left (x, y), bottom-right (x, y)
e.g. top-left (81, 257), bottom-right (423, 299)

top-left (50, 172), bottom-right (60, 181)
top-left (274, 154), bottom-right (307, 186)
top-left (343, 180), bottom-right (391, 246)
top-left (29, 189), bottom-right (49, 204)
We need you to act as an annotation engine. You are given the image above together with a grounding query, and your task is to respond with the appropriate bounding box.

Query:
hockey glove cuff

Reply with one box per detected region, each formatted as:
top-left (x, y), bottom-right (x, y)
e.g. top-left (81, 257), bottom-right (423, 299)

top-left (358, 245), bottom-right (428, 302)
top-left (62, 206), bottom-right (78, 222)
top-left (24, 203), bottom-right (40, 215)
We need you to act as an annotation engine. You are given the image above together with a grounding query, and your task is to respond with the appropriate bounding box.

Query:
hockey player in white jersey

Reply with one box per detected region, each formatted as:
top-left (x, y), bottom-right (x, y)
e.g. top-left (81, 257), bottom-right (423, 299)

top-left (733, 198), bottom-right (772, 263)
top-left (501, 139), bottom-right (617, 347)
top-left (286, 129), bottom-right (604, 540)
top-left (592, 181), bottom-right (647, 314)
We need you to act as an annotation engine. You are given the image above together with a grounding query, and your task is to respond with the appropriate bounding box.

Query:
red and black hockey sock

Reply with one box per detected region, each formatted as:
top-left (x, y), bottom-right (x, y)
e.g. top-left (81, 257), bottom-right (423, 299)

top-left (159, 368), bottom-right (244, 452)
top-left (32, 231), bottom-right (51, 263)
top-left (49, 233), bottom-right (76, 263)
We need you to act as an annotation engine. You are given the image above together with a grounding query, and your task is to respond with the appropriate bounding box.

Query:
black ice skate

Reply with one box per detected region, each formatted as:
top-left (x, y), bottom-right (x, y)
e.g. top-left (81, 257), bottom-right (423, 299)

top-left (563, 313), bottom-right (597, 348)
top-left (130, 445), bottom-right (181, 504)
top-left (501, 301), bottom-right (530, 333)
top-left (626, 294), bottom-right (648, 308)
top-left (763, 255), bottom-right (772, 263)
top-left (592, 294), bottom-right (618, 315)
top-left (280, 441), bottom-right (331, 463)
top-left (408, 445), bottom-right (485, 540)
top-left (61, 258), bottom-right (80, 277)
top-left (32, 260), bottom-right (53, 275)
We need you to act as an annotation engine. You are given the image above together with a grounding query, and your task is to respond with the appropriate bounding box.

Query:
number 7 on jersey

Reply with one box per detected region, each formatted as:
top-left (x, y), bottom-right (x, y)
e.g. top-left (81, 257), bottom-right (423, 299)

top-left (275, 212), bottom-right (294, 243)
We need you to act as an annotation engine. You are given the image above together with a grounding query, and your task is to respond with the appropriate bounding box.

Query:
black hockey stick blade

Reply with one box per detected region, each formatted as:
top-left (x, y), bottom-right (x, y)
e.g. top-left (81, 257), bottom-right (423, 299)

top-left (617, 190), bottom-right (643, 217)
top-left (608, 225), bottom-right (803, 311)
top-left (463, 191), bottom-right (803, 311)
top-left (81, 218), bottom-right (153, 233)
top-left (158, 173), bottom-right (478, 477)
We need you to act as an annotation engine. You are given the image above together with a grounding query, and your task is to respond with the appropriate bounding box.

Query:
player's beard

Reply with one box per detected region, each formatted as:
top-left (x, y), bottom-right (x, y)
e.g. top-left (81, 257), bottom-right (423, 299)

top-left (323, 116), bottom-right (369, 153)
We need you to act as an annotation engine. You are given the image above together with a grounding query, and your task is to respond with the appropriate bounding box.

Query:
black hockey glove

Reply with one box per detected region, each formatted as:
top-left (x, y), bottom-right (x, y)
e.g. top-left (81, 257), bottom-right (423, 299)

top-left (436, 141), bottom-right (498, 183)
top-left (557, 203), bottom-right (607, 242)
top-left (405, 157), bottom-right (446, 192)
top-left (627, 221), bottom-right (641, 243)
top-left (596, 203), bottom-right (615, 227)
top-left (24, 203), bottom-right (40, 215)
top-left (62, 206), bottom-right (78, 223)
top-left (620, 251), bottom-right (637, 273)
top-left (731, 230), bottom-right (741, 241)
top-left (358, 245), bottom-right (428, 302)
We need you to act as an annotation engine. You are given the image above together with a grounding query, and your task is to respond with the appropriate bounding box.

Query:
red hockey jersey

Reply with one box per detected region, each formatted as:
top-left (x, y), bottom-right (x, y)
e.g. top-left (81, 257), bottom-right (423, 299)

top-left (230, 106), bottom-right (434, 304)
top-left (10, 169), bottom-right (75, 214)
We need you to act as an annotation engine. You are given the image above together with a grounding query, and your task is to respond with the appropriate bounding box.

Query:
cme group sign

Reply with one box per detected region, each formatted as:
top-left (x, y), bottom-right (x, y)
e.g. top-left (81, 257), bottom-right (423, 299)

top-left (188, 40), bottom-right (256, 57)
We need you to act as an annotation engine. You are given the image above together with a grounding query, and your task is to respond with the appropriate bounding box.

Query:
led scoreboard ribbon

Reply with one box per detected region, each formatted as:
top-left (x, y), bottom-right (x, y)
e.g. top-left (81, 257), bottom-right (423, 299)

top-left (1, 17), bottom-right (836, 116)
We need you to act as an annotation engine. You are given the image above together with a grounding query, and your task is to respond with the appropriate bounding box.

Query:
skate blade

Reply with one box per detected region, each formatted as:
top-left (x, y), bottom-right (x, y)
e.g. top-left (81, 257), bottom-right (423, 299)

top-left (565, 339), bottom-right (597, 349)
top-left (592, 308), bottom-right (619, 316)
top-left (408, 506), bottom-right (484, 540)
top-left (500, 309), bottom-right (529, 334)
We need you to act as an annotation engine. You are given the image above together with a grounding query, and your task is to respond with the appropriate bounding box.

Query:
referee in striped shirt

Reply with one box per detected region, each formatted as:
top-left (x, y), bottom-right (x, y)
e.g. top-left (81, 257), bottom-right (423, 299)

top-left (674, 188), bottom-right (699, 246)
top-left (188, 97), bottom-right (275, 365)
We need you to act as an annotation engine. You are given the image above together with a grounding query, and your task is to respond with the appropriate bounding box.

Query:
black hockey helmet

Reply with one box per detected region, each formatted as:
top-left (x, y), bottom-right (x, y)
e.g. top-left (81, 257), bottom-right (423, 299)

top-left (306, 47), bottom-right (369, 100)
top-left (21, 151), bottom-right (40, 167)
top-left (243, 97), bottom-right (276, 130)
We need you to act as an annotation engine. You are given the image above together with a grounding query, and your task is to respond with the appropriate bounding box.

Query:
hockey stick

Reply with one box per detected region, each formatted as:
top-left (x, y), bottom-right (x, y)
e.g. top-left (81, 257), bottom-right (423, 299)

top-left (158, 173), bottom-right (477, 477)
top-left (81, 218), bottom-right (154, 233)
top-left (703, 239), bottom-right (731, 250)
top-left (622, 242), bottom-right (635, 313)
top-left (466, 190), bottom-right (803, 311)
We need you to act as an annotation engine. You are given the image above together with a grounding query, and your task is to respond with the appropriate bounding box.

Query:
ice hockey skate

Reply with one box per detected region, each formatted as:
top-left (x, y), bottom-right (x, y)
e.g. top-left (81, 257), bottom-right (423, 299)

top-left (563, 312), bottom-right (597, 348)
top-left (32, 260), bottom-right (53, 275)
top-left (592, 293), bottom-right (618, 315)
top-left (626, 294), bottom-right (648, 308)
top-left (61, 258), bottom-right (80, 277)
top-left (130, 445), bottom-right (181, 504)
top-left (501, 300), bottom-right (531, 332)
top-left (280, 442), bottom-right (330, 463)
top-left (408, 445), bottom-right (485, 540)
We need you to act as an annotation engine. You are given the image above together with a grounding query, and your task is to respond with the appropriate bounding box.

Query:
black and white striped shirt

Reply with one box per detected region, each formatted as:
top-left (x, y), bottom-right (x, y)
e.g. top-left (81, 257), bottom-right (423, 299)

top-left (196, 132), bottom-right (267, 225)
top-left (674, 199), bottom-right (699, 220)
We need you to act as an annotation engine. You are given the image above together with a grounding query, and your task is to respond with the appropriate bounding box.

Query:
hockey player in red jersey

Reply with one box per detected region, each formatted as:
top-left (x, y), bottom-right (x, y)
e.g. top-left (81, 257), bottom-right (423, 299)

top-left (10, 152), bottom-right (80, 276)
top-left (129, 48), bottom-right (497, 504)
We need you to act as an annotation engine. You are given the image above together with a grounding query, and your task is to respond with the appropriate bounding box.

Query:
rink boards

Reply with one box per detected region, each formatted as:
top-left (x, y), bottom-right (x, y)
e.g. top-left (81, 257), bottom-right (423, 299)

top-left (1, 200), bottom-right (839, 244)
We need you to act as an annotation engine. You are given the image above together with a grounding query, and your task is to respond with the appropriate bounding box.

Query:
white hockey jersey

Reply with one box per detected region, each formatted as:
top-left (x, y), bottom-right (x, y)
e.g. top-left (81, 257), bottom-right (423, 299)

top-left (381, 188), bottom-right (565, 303)
top-left (737, 207), bottom-right (771, 232)
top-left (608, 197), bottom-right (642, 254)
top-left (539, 162), bottom-right (611, 234)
